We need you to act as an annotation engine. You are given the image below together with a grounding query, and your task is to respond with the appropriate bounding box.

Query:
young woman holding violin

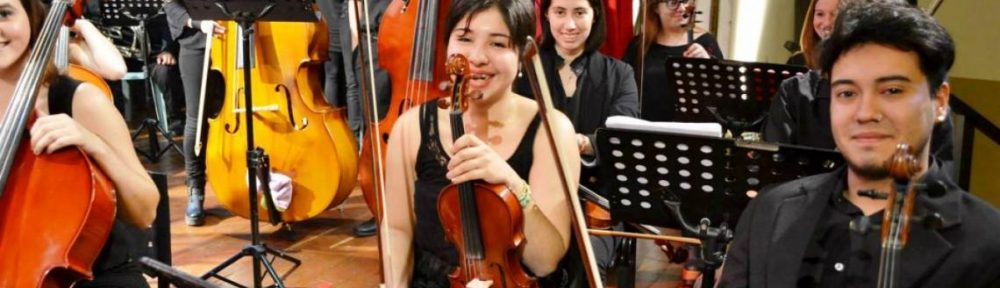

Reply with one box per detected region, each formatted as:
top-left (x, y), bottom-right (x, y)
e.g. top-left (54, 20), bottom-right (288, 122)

top-left (381, 0), bottom-right (581, 287)
top-left (786, 0), bottom-right (841, 68)
top-left (0, 0), bottom-right (158, 286)
top-left (623, 0), bottom-right (723, 122)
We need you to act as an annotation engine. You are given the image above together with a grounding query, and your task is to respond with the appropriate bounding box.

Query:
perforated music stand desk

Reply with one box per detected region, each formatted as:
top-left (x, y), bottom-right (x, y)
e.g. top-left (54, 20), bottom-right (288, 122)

top-left (98, 0), bottom-right (163, 27)
top-left (595, 127), bottom-right (842, 230)
top-left (595, 127), bottom-right (842, 287)
top-left (647, 58), bottom-right (808, 136)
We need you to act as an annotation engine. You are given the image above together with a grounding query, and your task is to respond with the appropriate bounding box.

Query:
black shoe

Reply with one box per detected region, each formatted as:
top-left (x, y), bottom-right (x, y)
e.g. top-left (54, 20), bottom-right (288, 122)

top-left (185, 186), bottom-right (205, 226)
top-left (353, 218), bottom-right (377, 237)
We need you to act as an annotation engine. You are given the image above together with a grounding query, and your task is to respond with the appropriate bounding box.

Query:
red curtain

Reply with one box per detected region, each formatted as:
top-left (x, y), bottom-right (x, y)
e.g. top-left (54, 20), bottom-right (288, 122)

top-left (600, 0), bottom-right (634, 59)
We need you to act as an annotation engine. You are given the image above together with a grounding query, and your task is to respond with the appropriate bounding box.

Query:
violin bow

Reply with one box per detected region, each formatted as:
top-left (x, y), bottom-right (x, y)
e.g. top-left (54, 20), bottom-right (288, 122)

top-left (521, 37), bottom-right (605, 288)
top-left (352, 0), bottom-right (391, 285)
top-left (637, 0), bottom-right (648, 114)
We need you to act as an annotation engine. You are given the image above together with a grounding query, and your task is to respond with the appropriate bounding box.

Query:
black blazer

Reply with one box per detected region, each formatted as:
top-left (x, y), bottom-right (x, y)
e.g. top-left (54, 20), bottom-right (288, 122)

top-left (719, 163), bottom-right (1000, 288)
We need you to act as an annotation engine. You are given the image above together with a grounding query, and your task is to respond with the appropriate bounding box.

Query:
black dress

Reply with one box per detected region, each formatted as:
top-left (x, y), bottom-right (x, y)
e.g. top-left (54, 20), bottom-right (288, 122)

top-left (623, 33), bottom-right (724, 122)
top-left (47, 76), bottom-right (149, 288)
top-left (409, 103), bottom-right (581, 287)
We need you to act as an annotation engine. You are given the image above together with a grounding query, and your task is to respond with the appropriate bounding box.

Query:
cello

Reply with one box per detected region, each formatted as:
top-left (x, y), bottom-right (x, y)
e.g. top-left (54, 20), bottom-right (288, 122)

top-left (0, 0), bottom-right (116, 286)
top-left (360, 0), bottom-right (454, 221)
top-left (204, 11), bottom-right (358, 222)
top-left (437, 54), bottom-right (536, 288)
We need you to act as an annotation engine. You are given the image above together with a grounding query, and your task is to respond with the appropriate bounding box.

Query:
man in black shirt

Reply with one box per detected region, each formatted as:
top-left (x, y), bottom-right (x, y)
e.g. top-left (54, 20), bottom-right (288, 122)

top-left (720, 2), bottom-right (1000, 287)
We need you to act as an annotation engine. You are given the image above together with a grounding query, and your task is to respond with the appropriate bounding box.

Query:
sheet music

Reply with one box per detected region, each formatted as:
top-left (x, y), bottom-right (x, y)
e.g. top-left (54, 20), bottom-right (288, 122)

top-left (605, 116), bottom-right (723, 138)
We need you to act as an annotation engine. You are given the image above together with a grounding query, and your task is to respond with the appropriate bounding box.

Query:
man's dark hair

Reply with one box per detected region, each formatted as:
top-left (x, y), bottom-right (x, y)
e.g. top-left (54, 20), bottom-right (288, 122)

top-left (445, 0), bottom-right (535, 51)
top-left (539, 0), bottom-right (608, 53)
top-left (819, 1), bottom-right (955, 94)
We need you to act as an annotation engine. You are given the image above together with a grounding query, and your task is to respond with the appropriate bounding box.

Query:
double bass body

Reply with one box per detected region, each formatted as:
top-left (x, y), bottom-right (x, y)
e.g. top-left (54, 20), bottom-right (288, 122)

top-left (205, 19), bottom-right (358, 222)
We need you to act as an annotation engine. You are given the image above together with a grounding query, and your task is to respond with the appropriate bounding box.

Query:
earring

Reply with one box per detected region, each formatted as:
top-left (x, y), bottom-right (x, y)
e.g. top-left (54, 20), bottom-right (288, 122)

top-left (518, 69), bottom-right (523, 78)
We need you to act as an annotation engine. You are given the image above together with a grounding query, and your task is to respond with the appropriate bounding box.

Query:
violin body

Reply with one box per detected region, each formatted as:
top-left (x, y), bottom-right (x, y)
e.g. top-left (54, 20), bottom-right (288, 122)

top-left (205, 20), bottom-right (358, 222)
top-left (438, 182), bottom-right (537, 288)
top-left (0, 131), bottom-right (116, 287)
top-left (360, 0), bottom-right (454, 220)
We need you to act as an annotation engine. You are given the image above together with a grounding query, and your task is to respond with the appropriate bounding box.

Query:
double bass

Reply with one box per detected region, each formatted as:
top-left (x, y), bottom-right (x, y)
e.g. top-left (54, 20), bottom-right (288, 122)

top-left (0, 0), bottom-right (116, 286)
top-left (360, 0), bottom-right (455, 221)
top-left (204, 12), bottom-right (358, 222)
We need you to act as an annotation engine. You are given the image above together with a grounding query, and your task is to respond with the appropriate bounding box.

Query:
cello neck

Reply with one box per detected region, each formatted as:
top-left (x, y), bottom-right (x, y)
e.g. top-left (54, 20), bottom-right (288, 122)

top-left (0, 0), bottom-right (77, 191)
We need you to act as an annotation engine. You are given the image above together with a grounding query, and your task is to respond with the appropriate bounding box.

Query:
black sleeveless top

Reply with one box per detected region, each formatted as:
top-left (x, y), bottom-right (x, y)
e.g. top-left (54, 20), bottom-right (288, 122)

top-left (411, 102), bottom-right (540, 285)
top-left (47, 76), bottom-right (148, 287)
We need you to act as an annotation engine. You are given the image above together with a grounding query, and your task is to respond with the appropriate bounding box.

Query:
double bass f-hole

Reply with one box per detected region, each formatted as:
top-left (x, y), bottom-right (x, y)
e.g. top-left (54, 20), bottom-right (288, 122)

top-left (224, 86), bottom-right (244, 135)
top-left (274, 85), bottom-right (309, 130)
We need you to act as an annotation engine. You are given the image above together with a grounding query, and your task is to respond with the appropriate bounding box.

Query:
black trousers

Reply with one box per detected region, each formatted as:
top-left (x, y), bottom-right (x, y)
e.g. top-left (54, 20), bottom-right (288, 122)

top-left (178, 46), bottom-right (208, 188)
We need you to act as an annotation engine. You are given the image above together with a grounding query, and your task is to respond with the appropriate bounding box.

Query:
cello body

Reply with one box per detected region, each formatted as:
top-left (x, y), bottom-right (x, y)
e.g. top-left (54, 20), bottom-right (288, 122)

top-left (66, 64), bottom-right (114, 101)
top-left (205, 19), bottom-right (358, 222)
top-left (359, 0), bottom-right (454, 220)
top-left (0, 0), bottom-right (117, 286)
top-left (0, 141), bottom-right (116, 287)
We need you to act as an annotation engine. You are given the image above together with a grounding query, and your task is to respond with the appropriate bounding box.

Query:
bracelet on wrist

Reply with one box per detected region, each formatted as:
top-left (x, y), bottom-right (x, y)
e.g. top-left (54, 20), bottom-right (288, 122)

top-left (509, 179), bottom-right (533, 209)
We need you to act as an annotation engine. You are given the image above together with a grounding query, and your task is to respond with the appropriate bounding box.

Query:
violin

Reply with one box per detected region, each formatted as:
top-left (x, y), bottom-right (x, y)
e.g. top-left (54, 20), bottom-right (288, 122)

top-left (0, 0), bottom-right (116, 286)
top-left (437, 55), bottom-right (536, 288)
top-left (876, 144), bottom-right (922, 288)
top-left (361, 0), bottom-right (455, 221)
top-left (204, 13), bottom-right (358, 222)
top-left (681, 1), bottom-right (699, 49)
top-left (521, 37), bottom-right (605, 288)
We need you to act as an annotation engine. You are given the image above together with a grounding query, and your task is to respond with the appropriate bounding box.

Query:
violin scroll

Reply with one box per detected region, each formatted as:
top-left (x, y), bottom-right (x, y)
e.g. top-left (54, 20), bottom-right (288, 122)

top-left (437, 54), bottom-right (475, 110)
top-left (886, 144), bottom-right (920, 181)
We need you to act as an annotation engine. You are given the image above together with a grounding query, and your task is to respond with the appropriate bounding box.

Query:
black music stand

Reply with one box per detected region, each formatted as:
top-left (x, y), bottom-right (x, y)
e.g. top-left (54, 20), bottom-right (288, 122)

top-left (652, 58), bottom-right (808, 136)
top-left (185, 1), bottom-right (312, 287)
top-left (100, 0), bottom-right (182, 163)
top-left (595, 127), bottom-right (843, 288)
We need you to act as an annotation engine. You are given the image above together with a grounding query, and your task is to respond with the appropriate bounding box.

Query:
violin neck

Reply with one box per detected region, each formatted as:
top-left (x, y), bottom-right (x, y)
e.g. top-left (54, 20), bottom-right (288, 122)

top-left (447, 72), bottom-right (486, 259)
